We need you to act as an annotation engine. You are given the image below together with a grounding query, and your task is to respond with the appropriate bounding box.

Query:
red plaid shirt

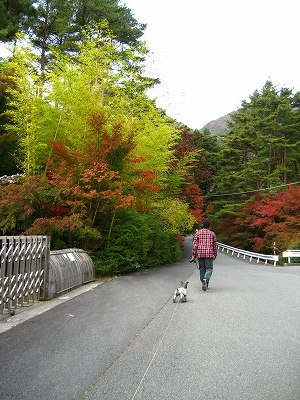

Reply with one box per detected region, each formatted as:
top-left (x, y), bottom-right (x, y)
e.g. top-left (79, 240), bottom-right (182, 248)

top-left (192, 228), bottom-right (217, 259)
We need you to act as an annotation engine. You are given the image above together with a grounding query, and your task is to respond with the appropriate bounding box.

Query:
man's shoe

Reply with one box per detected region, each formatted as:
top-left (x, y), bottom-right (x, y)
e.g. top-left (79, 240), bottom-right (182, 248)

top-left (206, 280), bottom-right (209, 288)
top-left (202, 279), bottom-right (207, 291)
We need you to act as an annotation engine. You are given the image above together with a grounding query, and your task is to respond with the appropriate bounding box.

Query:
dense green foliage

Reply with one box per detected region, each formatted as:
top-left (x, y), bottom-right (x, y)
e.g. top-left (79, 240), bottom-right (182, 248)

top-left (0, 62), bottom-right (22, 175)
top-left (211, 81), bottom-right (300, 195)
top-left (92, 210), bottom-right (183, 275)
top-left (0, 0), bottom-right (35, 42)
top-left (0, 0), bottom-right (145, 71)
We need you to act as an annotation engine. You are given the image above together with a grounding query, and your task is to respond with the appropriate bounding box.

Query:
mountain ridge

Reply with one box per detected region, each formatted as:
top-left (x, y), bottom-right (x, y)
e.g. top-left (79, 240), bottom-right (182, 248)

top-left (200, 113), bottom-right (232, 135)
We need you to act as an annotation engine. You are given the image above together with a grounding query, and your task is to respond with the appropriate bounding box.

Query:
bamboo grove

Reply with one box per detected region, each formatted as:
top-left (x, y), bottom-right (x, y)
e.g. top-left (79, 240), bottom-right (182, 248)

top-left (0, 25), bottom-right (204, 274)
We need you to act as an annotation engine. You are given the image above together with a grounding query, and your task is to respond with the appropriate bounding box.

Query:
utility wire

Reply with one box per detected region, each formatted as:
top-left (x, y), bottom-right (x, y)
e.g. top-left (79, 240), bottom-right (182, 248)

top-left (204, 180), bottom-right (300, 198)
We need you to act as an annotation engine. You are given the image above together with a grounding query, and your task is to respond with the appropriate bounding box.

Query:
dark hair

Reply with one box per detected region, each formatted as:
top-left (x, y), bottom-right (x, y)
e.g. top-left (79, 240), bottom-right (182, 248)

top-left (202, 219), bottom-right (210, 229)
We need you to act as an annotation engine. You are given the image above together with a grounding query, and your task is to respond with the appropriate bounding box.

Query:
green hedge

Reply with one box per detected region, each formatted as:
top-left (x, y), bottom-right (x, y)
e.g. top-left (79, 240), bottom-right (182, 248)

top-left (92, 210), bottom-right (183, 276)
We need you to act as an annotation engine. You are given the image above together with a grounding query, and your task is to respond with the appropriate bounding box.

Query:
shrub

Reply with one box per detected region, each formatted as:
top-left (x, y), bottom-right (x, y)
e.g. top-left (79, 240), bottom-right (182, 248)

top-left (92, 210), bottom-right (183, 276)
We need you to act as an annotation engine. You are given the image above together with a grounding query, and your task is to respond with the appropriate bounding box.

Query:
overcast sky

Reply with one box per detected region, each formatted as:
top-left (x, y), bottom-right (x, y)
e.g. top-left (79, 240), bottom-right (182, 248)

top-left (124, 0), bottom-right (300, 129)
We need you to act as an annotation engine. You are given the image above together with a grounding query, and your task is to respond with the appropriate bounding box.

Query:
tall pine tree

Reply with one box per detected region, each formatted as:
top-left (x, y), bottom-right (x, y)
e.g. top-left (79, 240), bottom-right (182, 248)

top-left (0, 0), bottom-right (145, 72)
top-left (210, 81), bottom-right (300, 196)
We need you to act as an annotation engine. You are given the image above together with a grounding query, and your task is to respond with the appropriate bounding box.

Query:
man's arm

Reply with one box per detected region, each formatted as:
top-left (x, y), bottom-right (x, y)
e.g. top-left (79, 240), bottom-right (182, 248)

top-left (213, 232), bottom-right (217, 258)
top-left (192, 233), bottom-right (199, 259)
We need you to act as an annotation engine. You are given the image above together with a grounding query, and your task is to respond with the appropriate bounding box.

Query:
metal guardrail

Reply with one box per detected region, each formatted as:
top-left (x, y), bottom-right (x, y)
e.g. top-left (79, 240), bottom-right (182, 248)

top-left (282, 250), bottom-right (300, 264)
top-left (217, 242), bottom-right (279, 266)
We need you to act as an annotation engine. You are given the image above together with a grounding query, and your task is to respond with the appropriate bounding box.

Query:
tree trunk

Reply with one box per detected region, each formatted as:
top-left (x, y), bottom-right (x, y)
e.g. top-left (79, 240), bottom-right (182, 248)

top-left (283, 147), bottom-right (287, 184)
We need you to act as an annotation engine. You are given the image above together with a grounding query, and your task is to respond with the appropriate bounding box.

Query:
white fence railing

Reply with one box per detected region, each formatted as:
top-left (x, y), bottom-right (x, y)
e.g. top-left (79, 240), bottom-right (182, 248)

top-left (217, 242), bottom-right (279, 266)
top-left (282, 250), bottom-right (300, 264)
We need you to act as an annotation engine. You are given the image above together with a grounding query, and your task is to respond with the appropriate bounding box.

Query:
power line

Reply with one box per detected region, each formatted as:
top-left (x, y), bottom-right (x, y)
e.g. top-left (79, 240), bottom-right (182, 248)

top-left (204, 181), bottom-right (300, 198)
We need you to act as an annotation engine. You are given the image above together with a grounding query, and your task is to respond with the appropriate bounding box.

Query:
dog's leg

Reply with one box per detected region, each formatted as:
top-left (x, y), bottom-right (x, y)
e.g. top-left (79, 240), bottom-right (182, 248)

top-left (173, 289), bottom-right (179, 302)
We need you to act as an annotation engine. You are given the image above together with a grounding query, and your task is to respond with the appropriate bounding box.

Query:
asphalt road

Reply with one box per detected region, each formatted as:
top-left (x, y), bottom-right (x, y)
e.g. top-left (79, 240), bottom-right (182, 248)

top-left (0, 237), bottom-right (299, 400)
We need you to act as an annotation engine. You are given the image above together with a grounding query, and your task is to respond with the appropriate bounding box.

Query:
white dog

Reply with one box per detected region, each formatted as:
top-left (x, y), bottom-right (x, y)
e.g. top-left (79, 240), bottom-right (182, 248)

top-left (173, 281), bottom-right (189, 303)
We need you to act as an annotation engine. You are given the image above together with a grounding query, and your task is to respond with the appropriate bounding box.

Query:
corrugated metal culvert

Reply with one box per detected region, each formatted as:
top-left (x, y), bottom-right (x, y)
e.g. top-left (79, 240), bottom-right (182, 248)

top-left (45, 248), bottom-right (95, 300)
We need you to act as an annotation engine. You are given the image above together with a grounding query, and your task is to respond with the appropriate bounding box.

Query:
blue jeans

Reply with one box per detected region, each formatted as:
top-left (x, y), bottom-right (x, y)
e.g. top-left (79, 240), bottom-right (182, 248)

top-left (198, 258), bottom-right (213, 282)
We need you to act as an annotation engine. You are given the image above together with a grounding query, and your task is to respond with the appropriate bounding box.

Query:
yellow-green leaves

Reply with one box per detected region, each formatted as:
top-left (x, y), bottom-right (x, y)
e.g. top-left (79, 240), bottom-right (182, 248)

top-left (153, 198), bottom-right (195, 235)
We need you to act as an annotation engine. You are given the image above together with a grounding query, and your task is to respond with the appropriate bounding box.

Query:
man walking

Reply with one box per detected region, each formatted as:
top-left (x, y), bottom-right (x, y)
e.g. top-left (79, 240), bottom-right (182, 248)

top-left (192, 219), bottom-right (217, 291)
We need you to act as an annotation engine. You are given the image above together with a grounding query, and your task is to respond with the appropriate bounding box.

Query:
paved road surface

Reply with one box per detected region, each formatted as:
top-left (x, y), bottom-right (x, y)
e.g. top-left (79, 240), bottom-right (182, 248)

top-left (0, 237), bottom-right (299, 400)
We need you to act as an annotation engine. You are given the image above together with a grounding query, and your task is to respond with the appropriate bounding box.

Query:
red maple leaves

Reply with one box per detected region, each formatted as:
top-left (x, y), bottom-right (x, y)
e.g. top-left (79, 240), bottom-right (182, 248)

top-left (234, 185), bottom-right (300, 251)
